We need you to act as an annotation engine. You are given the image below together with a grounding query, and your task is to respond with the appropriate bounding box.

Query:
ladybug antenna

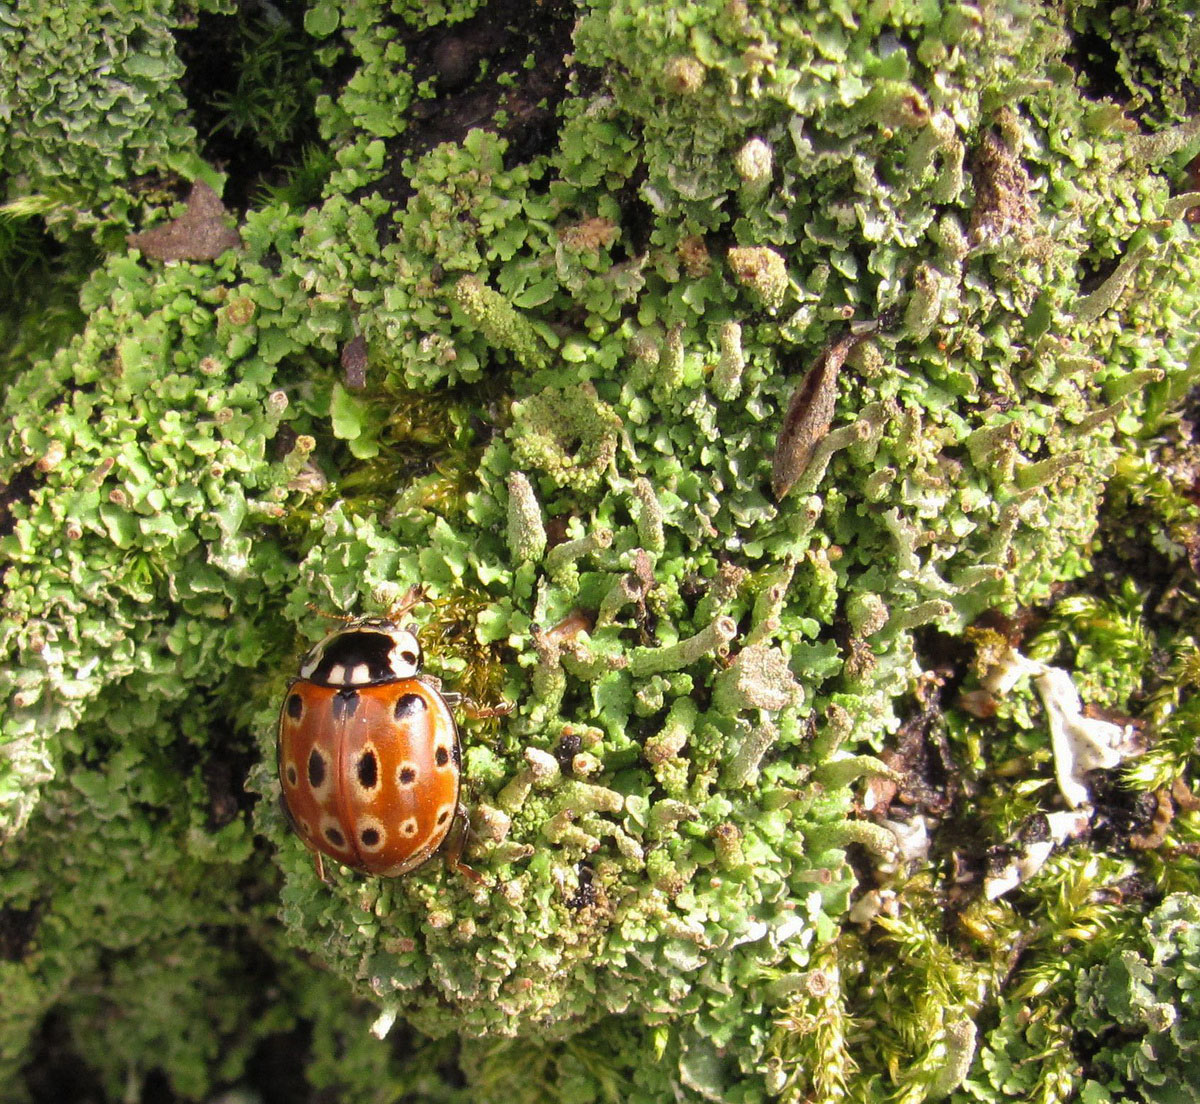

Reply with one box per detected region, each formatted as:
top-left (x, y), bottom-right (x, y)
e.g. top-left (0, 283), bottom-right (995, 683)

top-left (386, 583), bottom-right (426, 622)
top-left (305, 603), bottom-right (357, 623)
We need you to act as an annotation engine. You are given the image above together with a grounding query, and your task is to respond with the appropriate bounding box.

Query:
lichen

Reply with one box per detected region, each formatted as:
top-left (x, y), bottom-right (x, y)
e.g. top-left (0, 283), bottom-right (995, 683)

top-left (1072, 893), bottom-right (1200, 1102)
top-left (1, 0), bottom-right (1199, 1101)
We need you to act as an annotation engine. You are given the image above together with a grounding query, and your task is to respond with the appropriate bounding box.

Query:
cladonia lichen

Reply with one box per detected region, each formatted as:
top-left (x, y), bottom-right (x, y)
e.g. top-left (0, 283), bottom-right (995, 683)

top-left (1, 1), bottom-right (1199, 1101)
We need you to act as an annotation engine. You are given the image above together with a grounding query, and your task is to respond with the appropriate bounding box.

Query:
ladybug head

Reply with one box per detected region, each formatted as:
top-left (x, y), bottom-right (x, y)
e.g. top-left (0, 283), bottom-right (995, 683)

top-left (299, 620), bottom-right (423, 686)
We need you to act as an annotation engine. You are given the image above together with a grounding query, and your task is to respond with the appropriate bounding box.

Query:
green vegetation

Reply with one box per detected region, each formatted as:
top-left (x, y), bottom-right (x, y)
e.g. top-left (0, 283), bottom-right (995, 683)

top-left (0, 0), bottom-right (1198, 1101)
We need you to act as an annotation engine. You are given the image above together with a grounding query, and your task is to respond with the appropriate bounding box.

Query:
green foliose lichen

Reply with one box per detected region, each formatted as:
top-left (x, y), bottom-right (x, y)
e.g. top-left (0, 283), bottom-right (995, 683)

top-left (0, 0), bottom-right (227, 239)
top-left (2, 0), bottom-right (1199, 1101)
top-left (1072, 893), bottom-right (1200, 1103)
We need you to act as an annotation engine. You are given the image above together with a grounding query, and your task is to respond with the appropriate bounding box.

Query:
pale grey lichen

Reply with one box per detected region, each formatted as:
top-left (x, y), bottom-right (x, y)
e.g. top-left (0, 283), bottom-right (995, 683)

top-left (980, 645), bottom-right (1143, 809)
top-left (505, 471), bottom-right (547, 564)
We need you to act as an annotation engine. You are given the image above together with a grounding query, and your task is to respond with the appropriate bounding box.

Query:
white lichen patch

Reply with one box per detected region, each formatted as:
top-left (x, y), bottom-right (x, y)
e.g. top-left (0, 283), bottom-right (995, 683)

top-left (981, 646), bottom-right (1142, 809)
top-left (879, 815), bottom-right (931, 869)
top-left (984, 809), bottom-right (1091, 901)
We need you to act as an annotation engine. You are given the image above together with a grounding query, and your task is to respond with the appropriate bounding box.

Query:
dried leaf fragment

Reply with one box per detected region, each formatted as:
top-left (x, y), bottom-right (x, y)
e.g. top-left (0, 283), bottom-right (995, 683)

top-left (771, 330), bottom-right (861, 500)
top-left (127, 181), bottom-right (241, 261)
top-left (968, 129), bottom-right (1036, 246)
top-left (557, 217), bottom-right (619, 252)
top-left (340, 334), bottom-right (369, 390)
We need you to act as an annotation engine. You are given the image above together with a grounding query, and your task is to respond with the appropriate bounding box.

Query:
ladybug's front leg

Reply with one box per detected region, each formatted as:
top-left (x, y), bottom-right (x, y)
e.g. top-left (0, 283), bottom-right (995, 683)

top-left (444, 803), bottom-right (485, 885)
top-left (437, 690), bottom-right (513, 720)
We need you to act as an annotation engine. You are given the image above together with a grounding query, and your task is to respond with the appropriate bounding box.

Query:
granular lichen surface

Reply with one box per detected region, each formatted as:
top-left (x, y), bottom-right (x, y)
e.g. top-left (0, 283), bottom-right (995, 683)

top-left (0, 1), bottom-right (1199, 1102)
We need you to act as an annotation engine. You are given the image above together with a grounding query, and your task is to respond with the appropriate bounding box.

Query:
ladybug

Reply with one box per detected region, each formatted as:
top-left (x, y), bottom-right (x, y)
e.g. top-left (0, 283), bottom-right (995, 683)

top-left (277, 616), bottom-right (479, 881)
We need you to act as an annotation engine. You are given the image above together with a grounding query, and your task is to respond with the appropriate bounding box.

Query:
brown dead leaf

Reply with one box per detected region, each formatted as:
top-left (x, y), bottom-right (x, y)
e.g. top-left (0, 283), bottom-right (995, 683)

top-left (968, 129), bottom-right (1036, 245)
top-left (541, 609), bottom-right (595, 645)
top-left (127, 181), bottom-right (241, 262)
top-left (771, 331), bottom-right (860, 500)
top-left (341, 334), bottom-right (369, 390)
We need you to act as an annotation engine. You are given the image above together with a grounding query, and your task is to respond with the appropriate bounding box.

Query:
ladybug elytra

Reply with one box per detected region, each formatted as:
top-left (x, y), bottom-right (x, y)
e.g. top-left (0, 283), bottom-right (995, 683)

top-left (277, 616), bottom-right (478, 881)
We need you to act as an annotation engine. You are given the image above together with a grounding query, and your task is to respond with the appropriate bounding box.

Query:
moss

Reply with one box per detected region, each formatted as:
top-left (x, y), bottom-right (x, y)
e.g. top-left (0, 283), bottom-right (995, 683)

top-left (1, 0), bottom-right (1199, 1101)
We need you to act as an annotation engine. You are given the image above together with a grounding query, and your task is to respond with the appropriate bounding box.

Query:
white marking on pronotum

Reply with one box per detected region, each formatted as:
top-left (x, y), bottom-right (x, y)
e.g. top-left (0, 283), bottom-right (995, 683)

top-left (387, 628), bottom-right (422, 679)
top-left (299, 650), bottom-right (320, 679)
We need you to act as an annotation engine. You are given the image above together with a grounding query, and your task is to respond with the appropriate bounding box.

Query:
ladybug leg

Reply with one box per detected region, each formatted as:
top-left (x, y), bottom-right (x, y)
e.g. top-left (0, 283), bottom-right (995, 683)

top-left (416, 674), bottom-right (511, 719)
top-left (279, 792), bottom-right (333, 885)
top-left (444, 803), bottom-right (485, 885)
top-left (438, 690), bottom-right (514, 720)
top-left (464, 700), bottom-right (514, 720)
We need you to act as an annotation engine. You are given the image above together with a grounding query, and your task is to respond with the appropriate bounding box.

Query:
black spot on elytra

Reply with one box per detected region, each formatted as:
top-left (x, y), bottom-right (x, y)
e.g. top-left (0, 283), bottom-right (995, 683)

top-left (324, 826), bottom-right (345, 847)
top-left (399, 766), bottom-right (417, 785)
top-left (394, 693), bottom-right (426, 719)
top-left (307, 749), bottom-right (326, 789)
top-left (330, 688), bottom-right (359, 723)
top-left (286, 693), bottom-right (303, 720)
top-left (435, 746), bottom-right (450, 767)
top-left (437, 809), bottom-right (450, 825)
top-left (361, 827), bottom-right (380, 847)
top-left (357, 751), bottom-right (377, 789)
top-left (286, 764), bottom-right (298, 786)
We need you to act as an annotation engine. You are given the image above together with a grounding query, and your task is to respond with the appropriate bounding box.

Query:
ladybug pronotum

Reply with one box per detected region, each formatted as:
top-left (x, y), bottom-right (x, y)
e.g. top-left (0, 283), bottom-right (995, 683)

top-left (277, 617), bottom-right (476, 881)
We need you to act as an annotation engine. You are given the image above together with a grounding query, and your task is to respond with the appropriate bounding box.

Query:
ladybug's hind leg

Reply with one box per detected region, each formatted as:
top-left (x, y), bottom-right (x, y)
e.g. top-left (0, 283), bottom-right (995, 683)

top-left (416, 674), bottom-right (512, 720)
top-left (279, 791), bottom-right (333, 884)
top-left (444, 803), bottom-right (485, 885)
